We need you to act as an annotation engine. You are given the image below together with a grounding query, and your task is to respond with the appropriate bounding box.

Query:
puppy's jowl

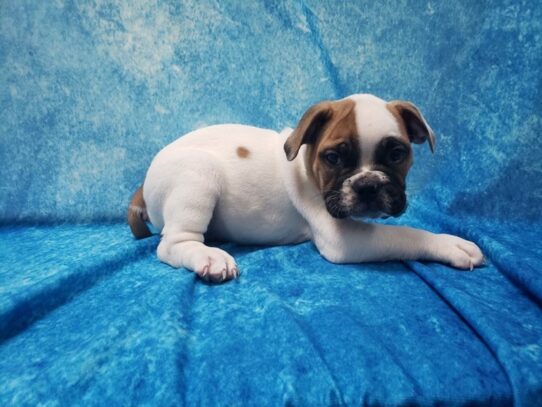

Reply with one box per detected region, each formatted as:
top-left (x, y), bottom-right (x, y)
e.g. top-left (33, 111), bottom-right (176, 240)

top-left (128, 94), bottom-right (484, 283)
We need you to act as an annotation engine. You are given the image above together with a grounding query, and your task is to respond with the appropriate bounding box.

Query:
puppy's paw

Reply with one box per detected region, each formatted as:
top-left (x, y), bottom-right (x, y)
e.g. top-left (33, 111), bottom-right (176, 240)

top-left (192, 247), bottom-right (239, 283)
top-left (432, 234), bottom-right (485, 270)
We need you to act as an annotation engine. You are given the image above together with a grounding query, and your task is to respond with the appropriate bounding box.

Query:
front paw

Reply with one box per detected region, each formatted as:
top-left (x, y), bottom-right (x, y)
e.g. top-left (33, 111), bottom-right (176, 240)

top-left (431, 234), bottom-right (485, 270)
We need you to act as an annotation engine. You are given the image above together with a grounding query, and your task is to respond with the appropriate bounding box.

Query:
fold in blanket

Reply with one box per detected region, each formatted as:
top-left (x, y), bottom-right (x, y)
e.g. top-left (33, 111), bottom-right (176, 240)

top-left (0, 215), bottom-right (541, 405)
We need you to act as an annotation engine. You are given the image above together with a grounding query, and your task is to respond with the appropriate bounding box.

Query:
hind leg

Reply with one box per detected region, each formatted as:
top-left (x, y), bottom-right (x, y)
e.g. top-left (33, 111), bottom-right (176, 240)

top-left (156, 170), bottom-right (238, 283)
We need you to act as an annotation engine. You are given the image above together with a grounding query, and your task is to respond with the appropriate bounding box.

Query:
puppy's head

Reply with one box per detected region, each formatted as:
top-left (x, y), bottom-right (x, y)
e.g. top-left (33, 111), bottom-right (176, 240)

top-left (284, 94), bottom-right (435, 219)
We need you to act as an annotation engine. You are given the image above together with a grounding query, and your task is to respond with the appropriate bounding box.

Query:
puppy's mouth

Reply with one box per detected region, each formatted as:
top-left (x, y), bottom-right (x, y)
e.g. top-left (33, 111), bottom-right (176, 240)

top-left (324, 185), bottom-right (407, 220)
top-left (324, 190), bottom-right (351, 219)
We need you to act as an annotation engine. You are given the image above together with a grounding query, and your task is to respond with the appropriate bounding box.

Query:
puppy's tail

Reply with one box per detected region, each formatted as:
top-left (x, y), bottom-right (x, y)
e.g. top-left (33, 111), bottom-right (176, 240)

top-left (127, 186), bottom-right (152, 239)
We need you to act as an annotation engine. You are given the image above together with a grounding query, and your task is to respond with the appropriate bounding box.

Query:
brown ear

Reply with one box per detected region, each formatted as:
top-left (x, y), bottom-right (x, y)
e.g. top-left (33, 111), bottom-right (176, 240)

top-left (388, 101), bottom-right (436, 153)
top-left (284, 101), bottom-right (333, 161)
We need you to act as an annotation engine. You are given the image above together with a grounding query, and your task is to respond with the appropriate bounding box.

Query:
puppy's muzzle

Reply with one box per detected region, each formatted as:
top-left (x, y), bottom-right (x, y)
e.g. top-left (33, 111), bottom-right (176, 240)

top-left (352, 178), bottom-right (382, 201)
top-left (350, 172), bottom-right (406, 217)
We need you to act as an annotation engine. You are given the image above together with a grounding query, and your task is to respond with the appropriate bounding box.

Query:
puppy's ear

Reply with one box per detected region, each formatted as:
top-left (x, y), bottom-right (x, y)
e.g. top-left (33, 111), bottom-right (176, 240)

top-left (388, 101), bottom-right (436, 153)
top-left (284, 101), bottom-right (333, 161)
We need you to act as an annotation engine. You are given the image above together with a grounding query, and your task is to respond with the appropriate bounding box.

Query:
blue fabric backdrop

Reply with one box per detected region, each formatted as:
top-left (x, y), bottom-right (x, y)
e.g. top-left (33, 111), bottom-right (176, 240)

top-left (1, 1), bottom-right (541, 406)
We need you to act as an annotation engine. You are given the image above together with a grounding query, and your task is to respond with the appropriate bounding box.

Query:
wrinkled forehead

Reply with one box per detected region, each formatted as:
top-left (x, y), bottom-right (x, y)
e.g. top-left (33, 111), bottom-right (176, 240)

top-left (347, 94), bottom-right (404, 165)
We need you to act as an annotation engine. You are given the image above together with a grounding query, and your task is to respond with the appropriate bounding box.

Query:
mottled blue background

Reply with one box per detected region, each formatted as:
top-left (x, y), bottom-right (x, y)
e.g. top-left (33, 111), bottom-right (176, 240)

top-left (1, 1), bottom-right (541, 406)
top-left (1, 0), bottom-right (540, 223)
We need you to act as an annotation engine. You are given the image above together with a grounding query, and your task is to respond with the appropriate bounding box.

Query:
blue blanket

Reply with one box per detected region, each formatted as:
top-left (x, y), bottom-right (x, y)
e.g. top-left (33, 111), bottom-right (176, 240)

top-left (1, 1), bottom-right (541, 405)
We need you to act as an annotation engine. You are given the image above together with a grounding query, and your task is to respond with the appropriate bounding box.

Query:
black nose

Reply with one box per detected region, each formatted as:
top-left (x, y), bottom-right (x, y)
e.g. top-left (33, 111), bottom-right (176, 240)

top-left (352, 180), bottom-right (381, 199)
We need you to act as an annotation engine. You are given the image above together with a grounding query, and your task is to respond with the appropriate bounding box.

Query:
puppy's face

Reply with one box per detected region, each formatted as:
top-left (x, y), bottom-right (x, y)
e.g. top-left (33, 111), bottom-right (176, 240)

top-left (284, 94), bottom-right (435, 219)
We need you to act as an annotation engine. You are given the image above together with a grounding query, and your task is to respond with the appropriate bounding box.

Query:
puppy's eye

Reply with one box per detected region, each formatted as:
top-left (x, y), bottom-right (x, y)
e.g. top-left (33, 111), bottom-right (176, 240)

top-left (324, 151), bottom-right (340, 166)
top-left (389, 148), bottom-right (407, 164)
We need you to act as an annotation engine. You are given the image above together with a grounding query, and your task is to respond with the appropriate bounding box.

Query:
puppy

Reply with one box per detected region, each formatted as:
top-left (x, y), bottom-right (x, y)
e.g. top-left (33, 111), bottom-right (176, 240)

top-left (128, 94), bottom-right (484, 283)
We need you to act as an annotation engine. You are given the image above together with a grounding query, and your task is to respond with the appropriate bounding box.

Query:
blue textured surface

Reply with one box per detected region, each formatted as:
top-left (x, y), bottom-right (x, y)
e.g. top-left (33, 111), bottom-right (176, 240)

top-left (1, 1), bottom-right (541, 406)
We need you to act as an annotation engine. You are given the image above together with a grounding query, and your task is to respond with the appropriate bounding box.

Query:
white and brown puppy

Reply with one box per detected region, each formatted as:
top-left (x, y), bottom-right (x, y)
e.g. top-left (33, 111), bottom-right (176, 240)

top-left (128, 94), bottom-right (484, 283)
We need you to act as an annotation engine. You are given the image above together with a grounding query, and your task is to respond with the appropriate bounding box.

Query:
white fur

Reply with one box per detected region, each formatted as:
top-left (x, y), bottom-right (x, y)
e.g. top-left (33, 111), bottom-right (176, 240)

top-left (143, 94), bottom-right (484, 282)
top-left (347, 94), bottom-right (402, 168)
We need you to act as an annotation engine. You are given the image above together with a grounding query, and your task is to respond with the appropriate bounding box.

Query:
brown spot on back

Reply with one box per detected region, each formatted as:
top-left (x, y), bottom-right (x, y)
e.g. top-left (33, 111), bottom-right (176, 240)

top-left (236, 146), bottom-right (250, 158)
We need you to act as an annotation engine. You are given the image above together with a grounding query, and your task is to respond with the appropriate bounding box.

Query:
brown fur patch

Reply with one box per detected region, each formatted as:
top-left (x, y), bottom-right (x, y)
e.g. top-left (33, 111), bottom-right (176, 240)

top-left (236, 146), bottom-right (250, 158)
top-left (127, 186), bottom-right (152, 239)
top-left (385, 103), bottom-right (410, 142)
top-left (386, 101), bottom-right (435, 152)
top-left (304, 99), bottom-right (359, 192)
